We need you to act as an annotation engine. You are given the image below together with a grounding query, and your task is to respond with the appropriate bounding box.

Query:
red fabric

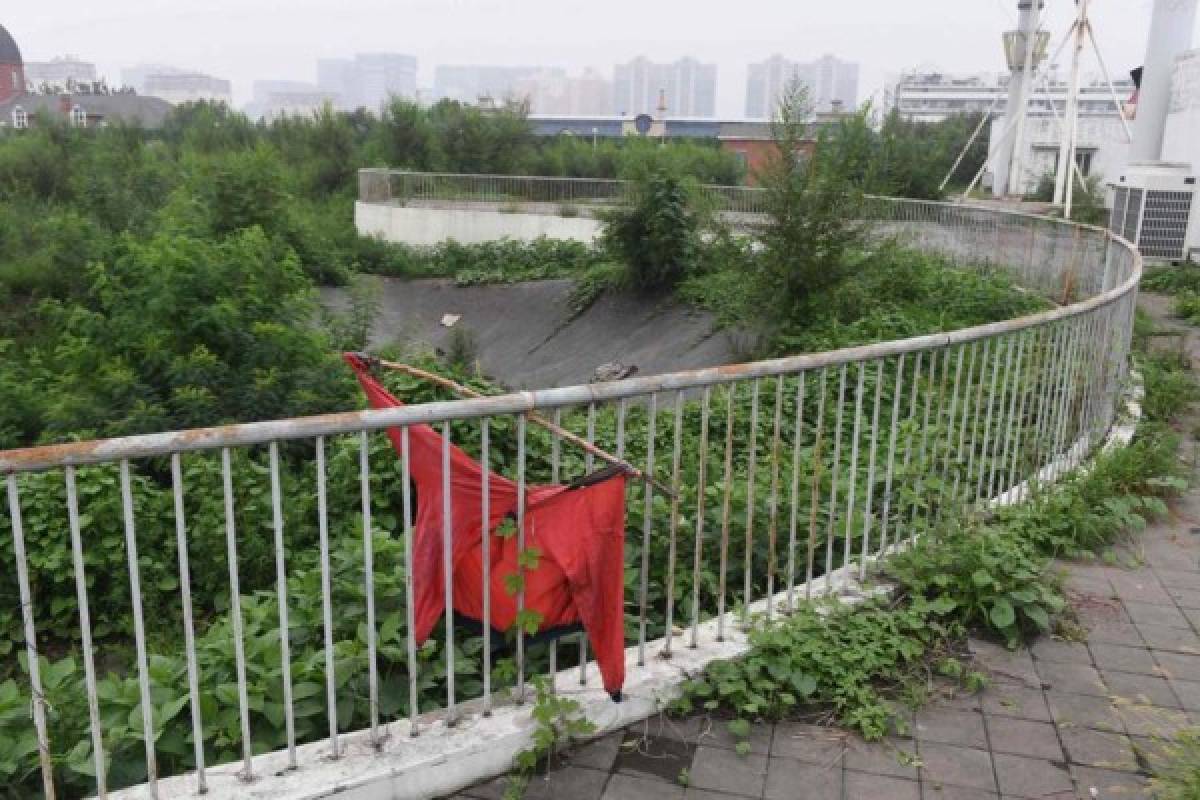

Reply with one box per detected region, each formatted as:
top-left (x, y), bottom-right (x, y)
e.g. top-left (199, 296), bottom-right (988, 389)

top-left (344, 354), bottom-right (627, 697)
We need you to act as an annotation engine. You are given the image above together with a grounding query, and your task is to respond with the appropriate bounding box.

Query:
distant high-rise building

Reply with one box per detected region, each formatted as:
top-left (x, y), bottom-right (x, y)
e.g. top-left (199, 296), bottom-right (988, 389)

top-left (434, 65), bottom-right (558, 105)
top-left (613, 57), bottom-right (717, 117)
top-left (745, 54), bottom-right (859, 118)
top-left (122, 64), bottom-right (231, 105)
top-left (24, 56), bottom-right (97, 91)
top-left (317, 53), bottom-right (417, 111)
top-left (247, 80), bottom-right (338, 120)
top-left (514, 68), bottom-right (613, 115)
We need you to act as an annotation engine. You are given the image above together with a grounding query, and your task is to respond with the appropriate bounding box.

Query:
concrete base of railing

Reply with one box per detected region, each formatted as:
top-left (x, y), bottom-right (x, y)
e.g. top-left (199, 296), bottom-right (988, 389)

top-left (103, 376), bottom-right (1145, 800)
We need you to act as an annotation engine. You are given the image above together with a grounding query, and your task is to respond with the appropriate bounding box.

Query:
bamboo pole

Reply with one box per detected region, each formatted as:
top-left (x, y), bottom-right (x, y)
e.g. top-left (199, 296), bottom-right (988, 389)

top-left (375, 359), bottom-right (674, 497)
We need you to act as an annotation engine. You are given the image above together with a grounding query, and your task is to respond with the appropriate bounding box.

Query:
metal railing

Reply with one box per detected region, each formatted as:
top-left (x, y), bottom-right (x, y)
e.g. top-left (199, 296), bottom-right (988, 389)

top-left (358, 168), bottom-right (770, 214)
top-left (1, 190), bottom-right (1139, 800)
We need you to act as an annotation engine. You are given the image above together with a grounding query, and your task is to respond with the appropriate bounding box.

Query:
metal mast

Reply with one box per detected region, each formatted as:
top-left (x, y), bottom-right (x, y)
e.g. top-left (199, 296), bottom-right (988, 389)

top-left (994, 0), bottom-right (1047, 197)
top-left (1053, 0), bottom-right (1090, 211)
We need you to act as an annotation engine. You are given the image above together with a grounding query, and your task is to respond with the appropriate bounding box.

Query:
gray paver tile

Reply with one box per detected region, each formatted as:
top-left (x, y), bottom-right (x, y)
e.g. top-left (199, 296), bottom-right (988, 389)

top-left (1108, 575), bottom-right (1173, 605)
top-left (1089, 643), bottom-right (1160, 675)
top-left (524, 767), bottom-right (610, 800)
top-left (921, 786), bottom-right (998, 800)
top-left (688, 746), bottom-right (767, 797)
top-left (969, 640), bottom-right (1040, 686)
top-left (684, 791), bottom-right (758, 800)
top-left (763, 756), bottom-right (841, 800)
top-left (1069, 765), bottom-right (1150, 799)
top-left (981, 684), bottom-right (1052, 722)
top-left (699, 719), bottom-right (773, 755)
top-left (1131, 623), bottom-right (1200, 654)
top-left (769, 722), bottom-right (845, 765)
top-left (1037, 661), bottom-right (1108, 696)
top-left (1125, 601), bottom-right (1191, 629)
top-left (571, 733), bottom-right (623, 771)
top-left (1082, 621), bottom-right (1144, 648)
top-left (915, 708), bottom-right (988, 749)
top-left (1101, 671), bottom-right (1182, 709)
top-left (1116, 703), bottom-right (1194, 738)
top-left (1045, 691), bottom-right (1125, 733)
top-left (649, 715), bottom-right (708, 745)
top-left (1170, 678), bottom-right (1200, 711)
top-left (1130, 735), bottom-right (1175, 773)
top-left (602, 773), bottom-right (684, 800)
top-left (918, 743), bottom-right (997, 793)
top-left (1152, 649), bottom-right (1200, 681)
top-left (1168, 586), bottom-right (1200, 610)
top-left (845, 771), bottom-right (919, 800)
top-left (843, 735), bottom-right (918, 779)
top-left (992, 753), bottom-right (1073, 799)
top-left (1154, 568), bottom-right (1200, 590)
top-left (1059, 728), bottom-right (1139, 772)
top-left (1186, 608), bottom-right (1200, 631)
top-left (1030, 639), bottom-right (1092, 665)
top-left (460, 776), bottom-right (508, 800)
top-left (984, 716), bottom-right (1064, 760)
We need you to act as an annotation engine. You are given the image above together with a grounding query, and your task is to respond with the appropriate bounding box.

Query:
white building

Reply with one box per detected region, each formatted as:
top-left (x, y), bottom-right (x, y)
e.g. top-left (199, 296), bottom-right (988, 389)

top-left (512, 68), bottom-right (613, 116)
top-left (247, 80), bottom-right (338, 120)
top-left (434, 65), bottom-right (557, 105)
top-left (893, 70), bottom-right (1134, 124)
top-left (1164, 49), bottom-right (1200, 175)
top-left (122, 64), bottom-right (231, 105)
top-left (991, 112), bottom-right (1132, 196)
top-left (746, 54), bottom-right (859, 118)
top-left (317, 53), bottom-right (417, 111)
top-left (23, 56), bottom-right (96, 91)
top-left (613, 57), bottom-right (717, 118)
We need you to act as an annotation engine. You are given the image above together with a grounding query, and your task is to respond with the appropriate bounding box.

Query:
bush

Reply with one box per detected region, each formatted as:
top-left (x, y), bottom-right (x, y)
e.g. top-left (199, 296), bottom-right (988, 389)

top-left (888, 522), bottom-right (1065, 649)
top-left (601, 169), bottom-right (701, 293)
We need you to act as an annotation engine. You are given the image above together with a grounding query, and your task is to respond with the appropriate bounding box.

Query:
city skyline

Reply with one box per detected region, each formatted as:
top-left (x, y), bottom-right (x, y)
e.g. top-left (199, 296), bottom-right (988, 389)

top-left (2, 0), bottom-right (1180, 118)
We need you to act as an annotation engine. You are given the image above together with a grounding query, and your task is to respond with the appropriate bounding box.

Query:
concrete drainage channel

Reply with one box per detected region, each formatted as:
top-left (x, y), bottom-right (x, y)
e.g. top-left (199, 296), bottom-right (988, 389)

top-left (104, 377), bottom-right (1145, 800)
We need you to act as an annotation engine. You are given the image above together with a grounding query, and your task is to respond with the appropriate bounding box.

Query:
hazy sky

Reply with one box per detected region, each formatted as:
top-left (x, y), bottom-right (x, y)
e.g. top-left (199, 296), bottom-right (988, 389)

top-left (4, 1), bottom-right (1194, 113)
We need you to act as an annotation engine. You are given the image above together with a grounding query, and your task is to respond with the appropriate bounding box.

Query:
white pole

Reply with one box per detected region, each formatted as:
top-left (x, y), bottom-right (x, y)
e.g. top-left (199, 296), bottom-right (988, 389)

top-left (939, 94), bottom-right (1005, 193)
top-left (1054, 0), bottom-right (1089, 208)
top-left (1086, 24), bottom-right (1133, 143)
top-left (1007, 0), bottom-right (1045, 197)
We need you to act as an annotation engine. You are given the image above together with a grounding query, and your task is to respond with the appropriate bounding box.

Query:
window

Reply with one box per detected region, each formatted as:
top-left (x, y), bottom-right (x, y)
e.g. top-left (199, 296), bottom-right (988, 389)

top-left (11, 105), bottom-right (27, 129)
top-left (71, 105), bottom-right (87, 128)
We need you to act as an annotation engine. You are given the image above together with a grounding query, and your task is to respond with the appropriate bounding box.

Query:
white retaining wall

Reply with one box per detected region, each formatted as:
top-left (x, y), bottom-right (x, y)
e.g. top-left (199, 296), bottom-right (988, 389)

top-left (355, 202), bottom-right (604, 246)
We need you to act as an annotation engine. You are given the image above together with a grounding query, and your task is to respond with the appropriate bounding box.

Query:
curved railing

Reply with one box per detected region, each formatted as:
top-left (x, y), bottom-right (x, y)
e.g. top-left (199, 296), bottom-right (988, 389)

top-left (1, 184), bottom-right (1140, 800)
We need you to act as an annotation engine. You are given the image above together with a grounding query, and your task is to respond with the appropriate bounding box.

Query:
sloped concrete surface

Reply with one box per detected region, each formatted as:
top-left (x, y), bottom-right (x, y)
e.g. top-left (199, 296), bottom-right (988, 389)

top-left (321, 278), bottom-right (745, 389)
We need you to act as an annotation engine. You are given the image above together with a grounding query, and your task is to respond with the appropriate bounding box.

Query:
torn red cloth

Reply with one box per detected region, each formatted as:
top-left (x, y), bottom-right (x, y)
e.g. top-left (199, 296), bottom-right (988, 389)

top-left (344, 354), bottom-right (627, 697)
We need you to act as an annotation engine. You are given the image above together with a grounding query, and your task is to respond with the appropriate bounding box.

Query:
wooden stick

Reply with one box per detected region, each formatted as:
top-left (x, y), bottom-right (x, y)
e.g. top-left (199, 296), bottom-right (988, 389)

top-left (376, 359), bottom-right (674, 497)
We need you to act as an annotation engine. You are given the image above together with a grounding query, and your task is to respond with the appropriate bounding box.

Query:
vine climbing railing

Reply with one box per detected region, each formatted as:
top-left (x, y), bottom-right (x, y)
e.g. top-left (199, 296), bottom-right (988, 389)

top-left (1, 185), bottom-right (1140, 800)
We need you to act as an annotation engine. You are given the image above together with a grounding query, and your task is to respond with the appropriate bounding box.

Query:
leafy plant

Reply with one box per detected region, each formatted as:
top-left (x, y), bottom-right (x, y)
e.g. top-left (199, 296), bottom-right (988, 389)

top-left (600, 168), bottom-right (703, 293)
top-left (1149, 727), bottom-right (1200, 800)
top-left (888, 522), bottom-right (1065, 648)
top-left (505, 677), bottom-right (596, 799)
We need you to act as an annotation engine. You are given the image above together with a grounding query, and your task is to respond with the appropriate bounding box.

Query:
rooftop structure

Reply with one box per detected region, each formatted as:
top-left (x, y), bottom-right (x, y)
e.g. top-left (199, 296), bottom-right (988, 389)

top-left (0, 23), bottom-right (25, 104)
top-left (23, 56), bottom-right (97, 91)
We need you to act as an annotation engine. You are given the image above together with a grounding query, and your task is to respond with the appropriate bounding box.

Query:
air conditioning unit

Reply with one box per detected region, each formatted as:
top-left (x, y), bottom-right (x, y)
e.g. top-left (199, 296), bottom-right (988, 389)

top-left (1110, 162), bottom-right (1199, 262)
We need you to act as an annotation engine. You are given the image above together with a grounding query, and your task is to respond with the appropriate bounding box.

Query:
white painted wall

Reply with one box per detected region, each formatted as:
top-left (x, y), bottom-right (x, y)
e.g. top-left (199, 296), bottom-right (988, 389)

top-left (355, 202), bottom-right (604, 247)
top-left (989, 114), bottom-right (1132, 196)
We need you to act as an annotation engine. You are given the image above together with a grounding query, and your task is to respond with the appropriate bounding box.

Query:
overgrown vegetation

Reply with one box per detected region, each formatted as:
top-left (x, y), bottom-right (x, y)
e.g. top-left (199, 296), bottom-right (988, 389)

top-left (672, 326), bottom-right (1191, 749)
top-left (600, 169), bottom-right (703, 292)
top-left (1150, 727), bottom-right (1200, 800)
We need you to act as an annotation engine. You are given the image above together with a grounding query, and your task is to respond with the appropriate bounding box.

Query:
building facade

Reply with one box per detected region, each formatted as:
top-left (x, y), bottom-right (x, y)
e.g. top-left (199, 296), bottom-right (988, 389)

top-left (434, 65), bottom-right (556, 105)
top-left (2, 92), bottom-right (174, 130)
top-left (0, 24), bottom-right (24, 104)
top-left (23, 56), bottom-right (97, 91)
top-left (613, 57), bottom-right (717, 118)
top-left (746, 54), bottom-right (859, 118)
top-left (122, 64), bottom-right (232, 105)
top-left (892, 70), bottom-right (1135, 124)
top-left (317, 53), bottom-right (417, 111)
top-left (247, 80), bottom-right (338, 120)
top-left (513, 68), bottom-right (613, 115)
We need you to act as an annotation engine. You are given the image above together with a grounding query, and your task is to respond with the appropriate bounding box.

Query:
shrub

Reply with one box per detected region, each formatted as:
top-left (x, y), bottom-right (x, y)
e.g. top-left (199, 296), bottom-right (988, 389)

top-left (888, 522), bottom-right (1065, 649)
top-left (600, 169), bottom-right (701, 293)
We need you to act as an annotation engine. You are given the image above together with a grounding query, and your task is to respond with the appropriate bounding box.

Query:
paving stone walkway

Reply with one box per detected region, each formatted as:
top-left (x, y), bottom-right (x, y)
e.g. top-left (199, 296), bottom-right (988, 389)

top-left (448, 296), bottom-right (1200, 800)
top-left (450, 515), bottom-right (1200, 800)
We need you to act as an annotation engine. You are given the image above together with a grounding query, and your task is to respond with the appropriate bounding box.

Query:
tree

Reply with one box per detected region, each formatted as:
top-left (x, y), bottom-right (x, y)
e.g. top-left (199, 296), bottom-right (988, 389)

top-left (753, 79), bottom-right (869, 321)
top-left (601, 168), bottom-right (702, 293)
